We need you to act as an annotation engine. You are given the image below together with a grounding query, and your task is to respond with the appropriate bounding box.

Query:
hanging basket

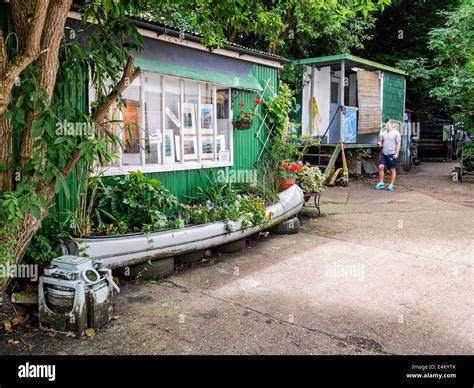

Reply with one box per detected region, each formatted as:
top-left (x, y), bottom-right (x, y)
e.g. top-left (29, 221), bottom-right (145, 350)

top-left (233, 118), bottom-right (254, 130)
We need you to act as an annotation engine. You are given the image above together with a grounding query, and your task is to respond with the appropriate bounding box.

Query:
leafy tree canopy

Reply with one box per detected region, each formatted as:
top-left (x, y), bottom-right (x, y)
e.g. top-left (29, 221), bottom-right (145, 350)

top-left (357, 0), bottom-right (473, 124)
top-left (143, 0), bottom-right (391, 57)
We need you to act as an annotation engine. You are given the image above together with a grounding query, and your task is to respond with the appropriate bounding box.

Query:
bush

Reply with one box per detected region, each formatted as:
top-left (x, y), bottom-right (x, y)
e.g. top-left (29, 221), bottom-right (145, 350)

top-left (298, 164), bottom-right (325, 193)
top-left (179, 193), bottom-right (270, 233)
top-left (23, 214), bottom-right (71, 263)
top-left (92, 171), bottom-right (179, 234)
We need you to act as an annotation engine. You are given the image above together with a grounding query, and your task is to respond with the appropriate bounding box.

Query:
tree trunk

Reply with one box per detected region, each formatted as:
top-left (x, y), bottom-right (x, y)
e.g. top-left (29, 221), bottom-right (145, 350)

top-left (18, 0), bottom-right (72, 171)
top-left (0, 0), bottom-right (70, 300)
top-left (13, 186), bottom-right (56, 260)
top-left (0, 117), bottom-right (13, 192)
top-left (0, 184), bottom-right (55, 298)
top-left (0, 31), bottom-right (13, 192)
top-left (0, 0), bottom-right (138, 302)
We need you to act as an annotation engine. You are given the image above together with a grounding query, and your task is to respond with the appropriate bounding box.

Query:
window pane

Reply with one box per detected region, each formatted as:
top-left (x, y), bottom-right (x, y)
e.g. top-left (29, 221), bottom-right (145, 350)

top-left (216, 88), bottom-right (231, 162)
top-left (182, 80), bottom-right (198, 162)
top-left (183, 80), bottom-right (198, 135)
top-left (121, 78), bottom-right (141, 166)
top-left (145, 75), bottom-right (162, 165)
top-left (164, 77), bottom-right (180, 131)
top-left (164, 77), bottom-right (181, 163)
top-left (199, 83), bottom-right (214, 160)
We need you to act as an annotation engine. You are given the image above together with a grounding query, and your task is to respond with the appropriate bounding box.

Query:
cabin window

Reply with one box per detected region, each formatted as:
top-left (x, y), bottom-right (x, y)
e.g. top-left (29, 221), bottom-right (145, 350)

top-left (100, 72), bottom-right (233, 175)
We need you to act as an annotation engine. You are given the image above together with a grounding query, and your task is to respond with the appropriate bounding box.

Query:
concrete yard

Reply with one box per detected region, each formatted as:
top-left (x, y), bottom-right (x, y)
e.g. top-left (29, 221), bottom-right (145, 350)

top-left (1, 161), bottom-right (473, 355)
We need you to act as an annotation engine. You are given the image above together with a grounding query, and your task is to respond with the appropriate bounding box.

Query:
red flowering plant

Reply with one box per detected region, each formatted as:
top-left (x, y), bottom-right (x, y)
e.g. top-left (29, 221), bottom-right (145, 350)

top-left (233, 100), bottom-right (260, 130)
top-left (279, 161), bottom-right (303, 180)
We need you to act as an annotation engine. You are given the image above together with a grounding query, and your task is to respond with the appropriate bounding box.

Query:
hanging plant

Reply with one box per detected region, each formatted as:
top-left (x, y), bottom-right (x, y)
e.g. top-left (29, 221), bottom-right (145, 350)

top-left (233, 100), bottom-right (261, 130)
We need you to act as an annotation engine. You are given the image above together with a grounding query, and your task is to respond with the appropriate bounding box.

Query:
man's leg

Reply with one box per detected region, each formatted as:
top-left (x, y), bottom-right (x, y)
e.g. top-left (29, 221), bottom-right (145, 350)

top-left (389, 168), bottom-right (397, 185)
top-left (387, 156), bottom-right (397, 191)
top-left (378, 164), bottom-right (385, 183)
top-left (375, 154), bottom-right (386, 189)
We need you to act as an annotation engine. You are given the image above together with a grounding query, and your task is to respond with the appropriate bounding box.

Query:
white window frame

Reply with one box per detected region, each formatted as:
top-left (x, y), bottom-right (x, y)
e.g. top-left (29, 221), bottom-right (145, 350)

top-left (90, 71), bottom-right (234, 176)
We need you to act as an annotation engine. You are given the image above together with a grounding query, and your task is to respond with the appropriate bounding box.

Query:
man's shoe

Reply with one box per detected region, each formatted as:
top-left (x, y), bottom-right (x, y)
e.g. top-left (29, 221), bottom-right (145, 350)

top-left (387, 184), bottom-right (395, 191)
top-left (374, 183), bottom-right (385, 190)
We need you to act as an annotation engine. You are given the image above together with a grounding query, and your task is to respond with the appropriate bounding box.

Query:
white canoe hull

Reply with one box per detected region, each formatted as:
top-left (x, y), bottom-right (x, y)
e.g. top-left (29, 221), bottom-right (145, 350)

top-left (74, 185), bottom-right (304, 269)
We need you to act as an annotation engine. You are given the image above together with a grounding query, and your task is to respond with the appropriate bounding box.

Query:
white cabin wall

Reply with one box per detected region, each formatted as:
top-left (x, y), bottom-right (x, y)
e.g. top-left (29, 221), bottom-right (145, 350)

top-left (302, 66), bottom-right (331, 138)
top-left (301, 66), bottom-right (311, 136)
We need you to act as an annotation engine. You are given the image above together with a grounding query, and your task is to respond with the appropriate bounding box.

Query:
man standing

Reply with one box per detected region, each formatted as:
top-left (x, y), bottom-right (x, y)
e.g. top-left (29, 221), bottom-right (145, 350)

top-left (374, 119), bottom-right (401, 191)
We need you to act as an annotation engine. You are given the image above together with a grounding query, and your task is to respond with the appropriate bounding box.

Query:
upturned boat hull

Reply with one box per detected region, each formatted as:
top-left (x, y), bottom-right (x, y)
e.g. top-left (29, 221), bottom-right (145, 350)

top-left (72, 185), bottom-right (304, 269)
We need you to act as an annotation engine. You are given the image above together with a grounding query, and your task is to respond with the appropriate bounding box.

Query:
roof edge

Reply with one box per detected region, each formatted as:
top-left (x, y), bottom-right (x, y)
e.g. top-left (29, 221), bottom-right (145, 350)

top-left (67, 4), bottom-right (290, 66)
top-left (130, 18), bottom-right (291, 65)
top-left (292, 54), bottom-right (407, 76)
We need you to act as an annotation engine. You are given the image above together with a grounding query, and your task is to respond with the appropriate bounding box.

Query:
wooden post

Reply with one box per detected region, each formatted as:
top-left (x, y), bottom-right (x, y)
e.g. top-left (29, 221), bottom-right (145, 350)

top-left (212, 86), bottom-right (217, 161)
top-left (197, 83), bottom-right (202, 163)
top-left (339, 60), bottom-right (345, 142)
top-left (179, 79), bottom-right (184, 164)
top-left (139, 72), bottom-right (146, 167)
top-left (161, 76), bottom-right (165, 164)
top-left (309, 64), bottom-right (315, 135)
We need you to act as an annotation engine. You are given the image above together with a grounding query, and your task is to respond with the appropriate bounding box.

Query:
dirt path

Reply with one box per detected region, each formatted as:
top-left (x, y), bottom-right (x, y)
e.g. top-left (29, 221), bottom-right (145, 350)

top-left (1, 162), bottom-right (472, 355)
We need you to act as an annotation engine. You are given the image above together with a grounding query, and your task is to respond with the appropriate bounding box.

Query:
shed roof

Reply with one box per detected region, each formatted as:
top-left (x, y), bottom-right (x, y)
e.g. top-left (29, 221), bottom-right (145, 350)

top-left (129, 17), bottom-right (292, 65)
top-left (69, 3), bottom-right (291, 66)
top-left (293, 54), bottom-right (407, 76)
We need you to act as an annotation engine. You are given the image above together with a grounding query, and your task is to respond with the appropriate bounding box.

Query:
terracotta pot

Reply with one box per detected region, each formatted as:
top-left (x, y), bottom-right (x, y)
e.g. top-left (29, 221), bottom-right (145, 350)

top-left (279, 178), bottom-right (296, 192)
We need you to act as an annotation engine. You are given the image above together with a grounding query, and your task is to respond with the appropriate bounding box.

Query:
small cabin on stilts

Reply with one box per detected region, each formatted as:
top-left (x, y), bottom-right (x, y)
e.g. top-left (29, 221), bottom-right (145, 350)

top-left (292, 54), bottom-right (407, 183)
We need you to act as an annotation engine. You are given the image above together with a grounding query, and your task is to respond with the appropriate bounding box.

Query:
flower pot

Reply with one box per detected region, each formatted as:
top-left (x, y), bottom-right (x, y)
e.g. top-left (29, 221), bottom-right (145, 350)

top-left (279, 178), bottom-right (296, 192)
top-left (233, 118), bottom-right (254, 130)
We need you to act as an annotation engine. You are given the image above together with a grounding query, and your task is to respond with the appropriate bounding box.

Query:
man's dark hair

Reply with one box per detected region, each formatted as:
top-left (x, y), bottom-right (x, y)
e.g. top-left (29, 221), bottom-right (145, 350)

top-left (385, 118), bottom-right (391, 123)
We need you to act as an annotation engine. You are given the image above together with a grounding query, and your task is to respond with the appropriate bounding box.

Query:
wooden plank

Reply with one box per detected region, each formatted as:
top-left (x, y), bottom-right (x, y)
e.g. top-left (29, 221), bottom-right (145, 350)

top-left (357, 70), bottom-right (382, 134)
top-left (324, 143), bottom-right (341, 181)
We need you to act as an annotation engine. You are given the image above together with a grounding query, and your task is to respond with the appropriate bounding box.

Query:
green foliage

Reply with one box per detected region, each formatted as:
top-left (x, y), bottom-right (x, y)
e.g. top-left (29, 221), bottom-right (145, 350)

top-left (1, 0), bottom-right (148, 266)
top-left (244, 160), bottom-right (280, 205)
top-left (24, 215), bottom-right (72, 264)
top-left (180, 193), bottom-right (269, 233)
top-left (358, 0), bottom-right (465, 121)
top-left (192, 181), bottom-right (237, 207)
top-left (271, 134), bottom-right (317, 162)
top-left (297, 164), bottom-right (325, 193)
top-left (91, 171), bottom-right (179, 235)
top-left (145, 0), bottom-right (390, 56)
top-left (395, 1), bottom-right (473, 124)
top-left (264, 82), bottom-right (296, 139)
top-left (280, 64), bottom-right (308, 96)
top-left (233, 109), bottom-right (255, 130)
top-left (427, 1), bottom-right (473, 119)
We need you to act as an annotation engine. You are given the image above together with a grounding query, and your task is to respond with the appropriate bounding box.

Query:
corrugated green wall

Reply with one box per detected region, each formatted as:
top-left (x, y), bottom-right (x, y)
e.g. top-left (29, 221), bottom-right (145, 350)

top-left (383, 72), bottom-right (405, 122)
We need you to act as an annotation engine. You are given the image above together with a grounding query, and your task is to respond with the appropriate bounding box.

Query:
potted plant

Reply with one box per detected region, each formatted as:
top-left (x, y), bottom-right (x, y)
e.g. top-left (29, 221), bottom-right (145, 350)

top-left (278, 161), bottom-right (302, 192)
top-left (233, 100), bottom-right (261, 130)
top-left (297, 163), bottom-right (325, 200)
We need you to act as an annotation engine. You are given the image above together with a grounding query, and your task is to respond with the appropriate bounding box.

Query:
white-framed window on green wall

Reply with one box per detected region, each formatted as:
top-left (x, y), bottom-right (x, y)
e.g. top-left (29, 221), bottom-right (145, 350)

top-left (96, 72), bottom-right (233, 175)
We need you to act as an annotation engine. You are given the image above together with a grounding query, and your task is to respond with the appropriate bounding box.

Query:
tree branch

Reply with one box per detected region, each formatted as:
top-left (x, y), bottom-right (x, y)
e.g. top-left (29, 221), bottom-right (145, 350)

top-left (1, 0), bottom-right (50, 114)
top-left (93, 55), bottom-right (141, 122)
top-left (61, 55), bottom-right (140, 176)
